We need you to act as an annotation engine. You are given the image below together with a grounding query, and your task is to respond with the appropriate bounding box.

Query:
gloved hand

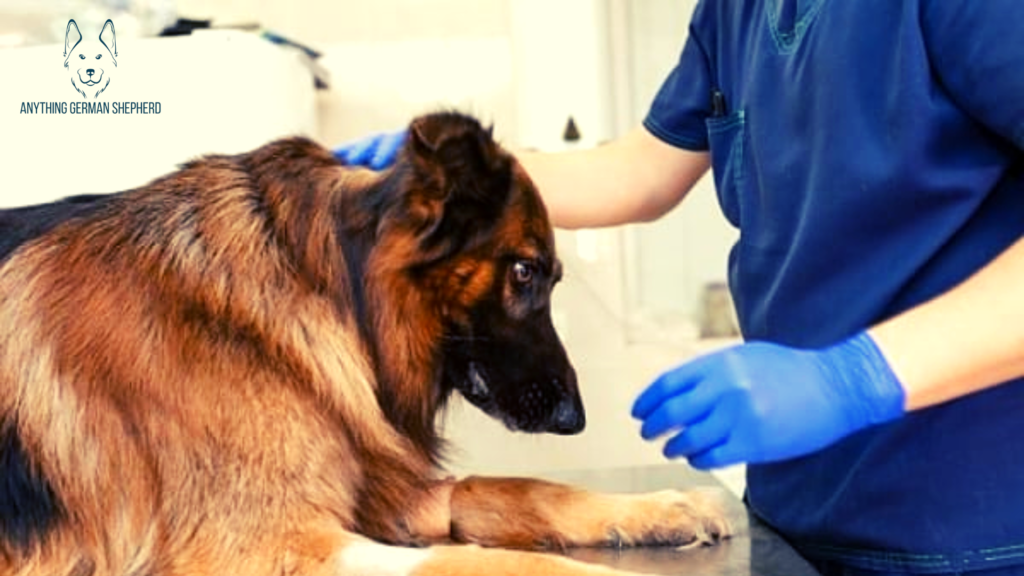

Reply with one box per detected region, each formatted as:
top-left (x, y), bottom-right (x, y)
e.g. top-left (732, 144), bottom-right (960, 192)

top-left (333, 129), bottom-right (407, 170)
top-left (631, 331), bottom-right (905, 469)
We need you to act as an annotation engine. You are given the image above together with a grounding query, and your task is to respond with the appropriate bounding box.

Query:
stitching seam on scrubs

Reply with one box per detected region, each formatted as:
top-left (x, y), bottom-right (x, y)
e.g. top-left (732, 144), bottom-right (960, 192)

top-left (804, 545), bottom-right (949, 563)
top-left (746, 493), bottom-right (954, 572)
top-left (706, 110), bottom-right (746, 134)
top-left (642, 116), bottom-right (708, 151)
top-left (796, 541), bottom-right (1024, 572)
top-left (747, 499), bottom-right (950, 572)
top-left (707, 111), bottom-right (746, 185)
top-left (766, 0), bottom-right (829, 54)
top-left (982, 544), bottom-right (1024, 554)
top-left (798, 544), bottom-right (953, 572)
top-left (727, 121), bottom-right (745, 185)
top-left (981, 544), bottom-right (1024, 562)
top-left (984, 552), bottom-right (1024, 562)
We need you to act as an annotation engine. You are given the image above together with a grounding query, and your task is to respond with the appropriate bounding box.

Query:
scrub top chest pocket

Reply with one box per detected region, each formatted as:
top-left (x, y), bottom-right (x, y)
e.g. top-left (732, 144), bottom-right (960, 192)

top-left (706, 108), bottom-right (747, 228)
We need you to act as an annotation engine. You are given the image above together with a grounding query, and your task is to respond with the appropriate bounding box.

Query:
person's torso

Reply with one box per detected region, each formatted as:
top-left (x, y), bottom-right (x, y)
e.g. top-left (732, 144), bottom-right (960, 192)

top-left (692, 0), bottom-right (1024, 572)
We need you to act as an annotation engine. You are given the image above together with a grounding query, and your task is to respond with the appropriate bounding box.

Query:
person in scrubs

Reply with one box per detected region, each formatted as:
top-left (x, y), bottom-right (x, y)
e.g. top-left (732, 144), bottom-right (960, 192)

top-left (335, 2), bottom-right (1024, 575)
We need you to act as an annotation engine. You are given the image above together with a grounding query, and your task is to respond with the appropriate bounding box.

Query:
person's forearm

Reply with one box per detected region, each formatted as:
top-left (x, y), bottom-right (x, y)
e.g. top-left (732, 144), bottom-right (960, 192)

top-left (870, 236), bottom-right (1024, 410)
top-left (515, 127), bottom-right (710, 230)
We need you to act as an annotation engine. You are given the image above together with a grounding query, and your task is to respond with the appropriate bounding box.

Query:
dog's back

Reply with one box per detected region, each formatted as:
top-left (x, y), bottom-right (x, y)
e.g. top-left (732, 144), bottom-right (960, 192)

top-left (0, 195), bottom-right (112, 261)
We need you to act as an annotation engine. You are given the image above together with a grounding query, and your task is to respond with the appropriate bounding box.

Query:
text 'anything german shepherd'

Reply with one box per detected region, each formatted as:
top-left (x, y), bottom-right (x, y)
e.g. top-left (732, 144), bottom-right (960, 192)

top-left (0, 111), bottom-right (729, 576)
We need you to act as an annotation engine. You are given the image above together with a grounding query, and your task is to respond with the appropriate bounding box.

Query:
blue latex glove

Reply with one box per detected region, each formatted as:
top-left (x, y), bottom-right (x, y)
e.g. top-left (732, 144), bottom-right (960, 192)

top-left (631, 331), bottom-right (905, 469)
top-left (333, 130), bottom-right (407, 170)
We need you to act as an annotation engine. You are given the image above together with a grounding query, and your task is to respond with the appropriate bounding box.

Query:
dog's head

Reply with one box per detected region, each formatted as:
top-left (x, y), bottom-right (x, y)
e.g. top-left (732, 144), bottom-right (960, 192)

top-left (373, 112), bottom-right (584, 436)
top-left (64, 19), bottom-right (117, 99)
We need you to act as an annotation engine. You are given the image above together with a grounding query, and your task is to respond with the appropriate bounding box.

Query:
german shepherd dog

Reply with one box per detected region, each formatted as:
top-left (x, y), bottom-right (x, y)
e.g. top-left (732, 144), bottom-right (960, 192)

top-left (0, 111), bottom-right (728, 576)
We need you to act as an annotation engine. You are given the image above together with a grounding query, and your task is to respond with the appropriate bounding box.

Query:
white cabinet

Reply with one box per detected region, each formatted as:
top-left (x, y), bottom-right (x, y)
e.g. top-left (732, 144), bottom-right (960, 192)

top-left (0, 30), bottom-right (317, 207)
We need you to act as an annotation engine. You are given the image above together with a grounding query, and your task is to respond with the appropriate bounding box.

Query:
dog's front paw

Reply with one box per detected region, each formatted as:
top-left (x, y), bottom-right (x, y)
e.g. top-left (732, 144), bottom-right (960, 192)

top-left (609, 488), bottom-right (732, 548)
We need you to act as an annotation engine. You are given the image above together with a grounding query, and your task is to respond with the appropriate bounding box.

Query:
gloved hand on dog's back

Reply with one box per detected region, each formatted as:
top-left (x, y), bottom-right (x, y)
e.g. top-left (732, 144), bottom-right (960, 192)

top-left (333, 130), bottom-right (408, 169)
top-left (631, 331), bottom-right (907, 470)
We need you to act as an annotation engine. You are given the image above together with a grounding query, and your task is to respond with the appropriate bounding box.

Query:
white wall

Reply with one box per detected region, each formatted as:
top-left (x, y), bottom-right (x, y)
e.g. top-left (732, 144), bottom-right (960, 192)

top-left (620, 0), bottom-right (739, 333)
top-left (177, 0), bottom-right (520, 146)
top-left (0, 31), bottom-right (318, 206)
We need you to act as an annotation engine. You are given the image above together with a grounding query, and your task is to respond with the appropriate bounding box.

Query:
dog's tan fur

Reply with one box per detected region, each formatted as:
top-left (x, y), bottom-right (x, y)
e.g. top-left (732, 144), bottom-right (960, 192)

top-left (0, 112), bottom-right (728, 576)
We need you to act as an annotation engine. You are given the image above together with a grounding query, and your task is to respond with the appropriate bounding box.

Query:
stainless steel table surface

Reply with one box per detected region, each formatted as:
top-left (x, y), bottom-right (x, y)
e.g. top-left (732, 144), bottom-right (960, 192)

top-left (537, 464), bottom-right (821, 576)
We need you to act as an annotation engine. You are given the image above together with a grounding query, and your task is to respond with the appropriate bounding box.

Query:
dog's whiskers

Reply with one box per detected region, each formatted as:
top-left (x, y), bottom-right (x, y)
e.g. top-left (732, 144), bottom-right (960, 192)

top-left (71, 78), bottom-right (86, 99)
top-left (94, 78), bottom-right (110, 98)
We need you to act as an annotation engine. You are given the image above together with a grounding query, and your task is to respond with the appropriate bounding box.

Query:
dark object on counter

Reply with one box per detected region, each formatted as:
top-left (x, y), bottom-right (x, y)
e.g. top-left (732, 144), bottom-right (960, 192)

top-left (158, 18), bottom-right (211, 37)
top-left (156, 19), bottom-right (329, 89)
top-left (563, 116), bottom-right (582, 143)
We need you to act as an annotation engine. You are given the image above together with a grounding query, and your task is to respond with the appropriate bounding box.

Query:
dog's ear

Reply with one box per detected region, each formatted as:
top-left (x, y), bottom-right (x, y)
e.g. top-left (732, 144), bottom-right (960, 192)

top-left (99, 19), bottom-right (117, 67)
top-left (64, 20), bottom-right (82, 68)
top-left (403, 112), bottom-right (512, 254)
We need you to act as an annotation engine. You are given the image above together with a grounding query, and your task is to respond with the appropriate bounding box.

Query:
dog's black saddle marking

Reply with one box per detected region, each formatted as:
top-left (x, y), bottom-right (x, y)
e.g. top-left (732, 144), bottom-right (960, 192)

top-left (0, 194), bottom-right (114, 263)
top-left (0, 195), bottom-right (114, 548)
top-left (0, 418), bottom-right (65, 549)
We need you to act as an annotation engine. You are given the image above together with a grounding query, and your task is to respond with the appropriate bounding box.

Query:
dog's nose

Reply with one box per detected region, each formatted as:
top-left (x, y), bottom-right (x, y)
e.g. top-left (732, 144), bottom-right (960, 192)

top-left (549, 397), bottom-right (585, 435)
top-left (86, 69), bottom-right (94, 76)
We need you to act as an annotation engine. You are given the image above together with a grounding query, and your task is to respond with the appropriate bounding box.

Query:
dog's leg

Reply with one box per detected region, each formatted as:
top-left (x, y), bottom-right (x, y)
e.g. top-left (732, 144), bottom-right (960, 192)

top-left (426, 476), bottom-right (731, 550)
top-left (332, 538), bottom-right (666, 576)
top-left (288, 528), bottom-right (660, 576)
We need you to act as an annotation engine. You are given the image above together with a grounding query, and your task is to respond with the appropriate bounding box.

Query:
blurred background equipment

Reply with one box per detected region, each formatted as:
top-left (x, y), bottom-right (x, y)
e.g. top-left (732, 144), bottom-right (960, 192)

top-left (0, 0), bottom-right (177, 47)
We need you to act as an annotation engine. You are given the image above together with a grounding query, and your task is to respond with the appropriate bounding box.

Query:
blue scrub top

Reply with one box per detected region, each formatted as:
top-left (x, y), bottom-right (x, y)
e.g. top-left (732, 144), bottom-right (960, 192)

top-left (644, 0), bottom-right (1024, 573)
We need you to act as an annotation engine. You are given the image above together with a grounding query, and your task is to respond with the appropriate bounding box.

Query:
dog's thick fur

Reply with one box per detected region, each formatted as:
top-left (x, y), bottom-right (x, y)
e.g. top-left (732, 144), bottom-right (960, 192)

top-left (0, 112), bottom-right (728, 576)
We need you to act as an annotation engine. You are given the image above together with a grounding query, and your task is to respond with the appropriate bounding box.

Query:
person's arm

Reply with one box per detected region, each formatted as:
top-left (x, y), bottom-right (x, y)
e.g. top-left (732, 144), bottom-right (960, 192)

top-left (870, 236), bottom-right (1024, 410)
top-left (516, 126), bottom-right (710, 229)
top-left (334, 125), bottom-right (711, 230)
top-left (632, 237), bottom-right (1024, 469)
top-left (880, 0), bottom-right (1024, 407)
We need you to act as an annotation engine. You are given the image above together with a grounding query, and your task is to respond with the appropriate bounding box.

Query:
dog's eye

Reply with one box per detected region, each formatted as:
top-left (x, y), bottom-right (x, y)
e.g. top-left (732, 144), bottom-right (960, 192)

top-left (511, 261), bottom-right (535, 286)
top-left (95, 54), bottom-right (101, 60)
top-left (79, 54), bottom-right (85, 59)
